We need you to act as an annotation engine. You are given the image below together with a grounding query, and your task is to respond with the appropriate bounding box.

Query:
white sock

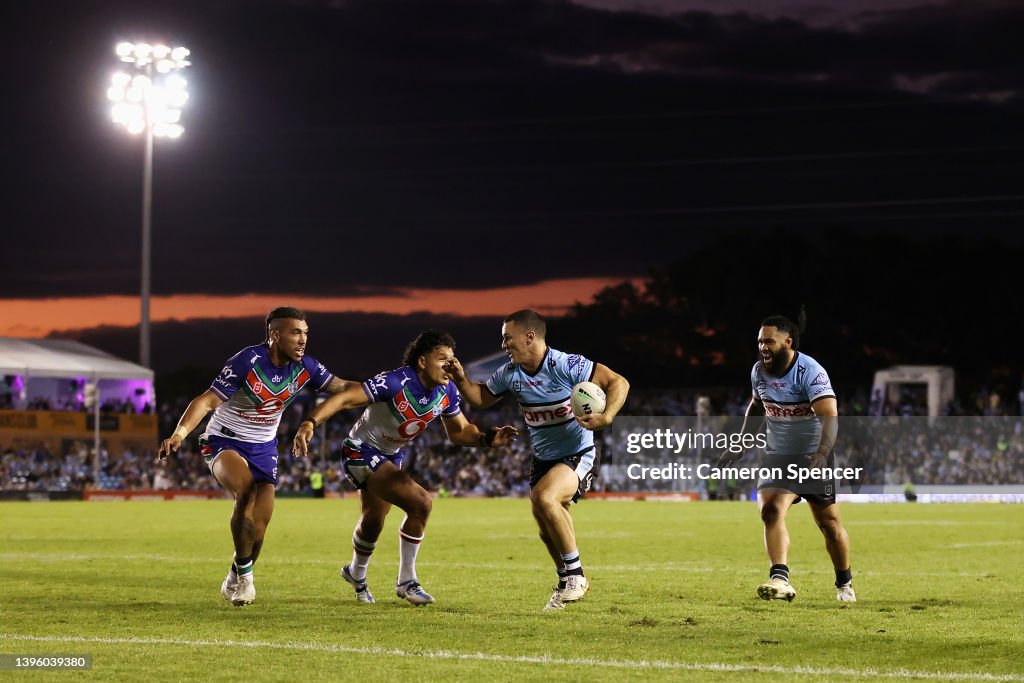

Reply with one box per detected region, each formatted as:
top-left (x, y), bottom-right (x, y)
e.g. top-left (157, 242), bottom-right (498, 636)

top-left (398, 524), bottom-right (424, 584)
top-left (351, 533), bottom-right (375, 582)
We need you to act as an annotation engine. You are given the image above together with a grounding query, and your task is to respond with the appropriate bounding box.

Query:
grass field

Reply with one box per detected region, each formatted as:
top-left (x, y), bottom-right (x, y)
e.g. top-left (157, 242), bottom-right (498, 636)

top-left (1, 498), bottom-right (1023, 681)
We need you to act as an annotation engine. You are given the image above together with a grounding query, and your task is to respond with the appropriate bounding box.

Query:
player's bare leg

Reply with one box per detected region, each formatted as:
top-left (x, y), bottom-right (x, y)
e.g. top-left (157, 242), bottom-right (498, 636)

top-left (341, 489), bottom-right (392, 603)
top-left (757, 490), bottom-right (798, 601)
top-left (809, 500), bottom-right (856, 602)
top-left (365, 462), bottom-right (434, 605)
top-left (531, 465), bottom-right (588, 607)
top-left (211, 450), bottom-right (259, 606)
top-left (533, 506), bottom-right (569, 610)
top-left (250, 483), bottom-right (276, 564)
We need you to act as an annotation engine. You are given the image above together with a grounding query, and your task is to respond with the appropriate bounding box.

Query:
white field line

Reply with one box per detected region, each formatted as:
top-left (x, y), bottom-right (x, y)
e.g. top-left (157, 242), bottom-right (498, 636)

top-left (947, 540), bottom-right (1024, 549)
top-left (0, 552), bottom-right (1000, 577)
top-left (0, 633), bottom-right (1020, 681)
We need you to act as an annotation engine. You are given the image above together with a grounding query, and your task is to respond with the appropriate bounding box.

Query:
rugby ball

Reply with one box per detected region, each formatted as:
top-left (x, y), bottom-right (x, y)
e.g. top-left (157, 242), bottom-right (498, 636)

top-left (570, 381), bottom-right (606, 417)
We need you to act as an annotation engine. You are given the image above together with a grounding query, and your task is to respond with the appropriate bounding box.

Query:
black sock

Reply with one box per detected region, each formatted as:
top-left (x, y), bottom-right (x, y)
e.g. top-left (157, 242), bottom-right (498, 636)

top-left (557, 569), bottom-right (568, 590)
top-left (835, 568), bottom-right (852, 587)
top-left (770, 563), bottom-right (789, 582)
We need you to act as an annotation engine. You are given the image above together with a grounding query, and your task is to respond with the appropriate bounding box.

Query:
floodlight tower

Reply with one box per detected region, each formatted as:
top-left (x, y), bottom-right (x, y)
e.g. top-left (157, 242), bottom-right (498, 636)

top-left (107, 42), bottom-right (190, 368)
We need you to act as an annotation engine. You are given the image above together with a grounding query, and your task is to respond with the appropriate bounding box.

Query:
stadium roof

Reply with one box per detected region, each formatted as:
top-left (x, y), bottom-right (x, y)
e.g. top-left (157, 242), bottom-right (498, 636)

top-left (0, 338), bottom-right (153, 381)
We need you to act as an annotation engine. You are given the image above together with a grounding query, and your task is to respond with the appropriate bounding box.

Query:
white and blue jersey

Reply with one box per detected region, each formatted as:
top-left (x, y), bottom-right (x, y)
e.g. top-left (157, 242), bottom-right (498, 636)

top-left (485, 348), bottom-right (595, 461)
top-left (751, 352), bottom-right (836, 456)
top-left (347, 366), bottom-right (462, 456)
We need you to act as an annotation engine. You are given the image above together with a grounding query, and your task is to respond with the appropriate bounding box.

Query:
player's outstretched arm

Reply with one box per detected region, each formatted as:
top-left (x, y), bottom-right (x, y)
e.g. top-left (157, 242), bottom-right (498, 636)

top-left (292, 383), bottom-right (371, 457)
top-left (577, 363), bottom-right (630, 431)
top-left (322, 376), bottom-right (360, 395)
top-left (158, 390), bottom-right (224, 460)
top-left (807, 396), bottom-right (838, 468)
top-left (443, 357), bottom-right (502, 410)
top-left (441, 413), bottom-right (519, 448)
top-left (718, 396), bottom-right (763, 467)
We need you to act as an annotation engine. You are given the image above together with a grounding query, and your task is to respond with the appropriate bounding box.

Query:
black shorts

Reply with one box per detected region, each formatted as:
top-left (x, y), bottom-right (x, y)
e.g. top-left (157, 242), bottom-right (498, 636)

top-left (529, 448), bottom-right (599, 503)
top-left (756, 453), bottom-right (837, 508)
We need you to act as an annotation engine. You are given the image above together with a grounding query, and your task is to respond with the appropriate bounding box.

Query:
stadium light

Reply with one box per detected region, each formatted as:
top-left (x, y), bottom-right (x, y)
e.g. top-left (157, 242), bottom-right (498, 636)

top-left (107, 41), bottom-right (191, 368)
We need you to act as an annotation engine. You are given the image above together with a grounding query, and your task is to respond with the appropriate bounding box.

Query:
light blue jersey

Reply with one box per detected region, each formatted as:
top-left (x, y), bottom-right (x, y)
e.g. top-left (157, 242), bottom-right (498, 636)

top-left (751, 351), bottom-right (836, 456)
top-left (485, 348), bottom-right (595, 461)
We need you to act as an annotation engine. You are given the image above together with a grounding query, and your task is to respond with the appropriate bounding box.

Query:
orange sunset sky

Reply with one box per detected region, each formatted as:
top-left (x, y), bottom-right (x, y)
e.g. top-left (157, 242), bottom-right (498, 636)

top-left (0, 277), bottom-right (637, 338)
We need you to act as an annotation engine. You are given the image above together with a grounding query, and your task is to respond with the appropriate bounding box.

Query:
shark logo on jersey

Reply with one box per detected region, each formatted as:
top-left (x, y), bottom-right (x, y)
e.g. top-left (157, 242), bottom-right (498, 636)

top-left (513, 380), bottom-right (522, 392)
top-left (811, 372), bottom-right (829, 386)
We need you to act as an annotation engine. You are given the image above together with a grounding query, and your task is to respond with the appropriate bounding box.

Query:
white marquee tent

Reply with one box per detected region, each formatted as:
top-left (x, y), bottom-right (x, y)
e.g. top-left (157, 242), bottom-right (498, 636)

top-left (0, 338), bottom-right (153, 381)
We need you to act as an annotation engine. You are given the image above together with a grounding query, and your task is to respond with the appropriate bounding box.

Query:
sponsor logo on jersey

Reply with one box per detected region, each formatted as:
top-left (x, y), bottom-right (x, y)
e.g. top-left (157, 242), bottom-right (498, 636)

top-left (390, 389), bottom-right (450, 439)
top-left (770, 381), bottom-right (787, 388)
top-left (256, 398), bottom-right (284, 415)
top-left (521, 398), bottom-right (574, 427)
top-left (763, 402), bottom-right (814, 418)
top-left (272, 374), bottom-right (282, 383)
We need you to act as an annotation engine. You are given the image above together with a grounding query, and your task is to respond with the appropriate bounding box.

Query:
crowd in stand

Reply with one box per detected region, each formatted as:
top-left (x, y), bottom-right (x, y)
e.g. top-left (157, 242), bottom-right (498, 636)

top-left (2, 386), bottom-right (1023, 494)
top-left (0, 394), bottom-right (153, 414)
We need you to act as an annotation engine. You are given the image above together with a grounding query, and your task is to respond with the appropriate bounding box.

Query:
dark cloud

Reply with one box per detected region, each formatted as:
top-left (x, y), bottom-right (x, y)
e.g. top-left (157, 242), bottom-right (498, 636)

top-left (3, 0), bottom-right (1022, 300)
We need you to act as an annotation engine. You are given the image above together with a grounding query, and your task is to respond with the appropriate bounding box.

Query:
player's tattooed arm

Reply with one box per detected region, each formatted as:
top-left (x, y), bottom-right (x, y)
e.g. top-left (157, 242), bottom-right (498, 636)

top-left (808, 396), bottom-right (838, 468)
top-left (324, 377), bottom-right (358, 394)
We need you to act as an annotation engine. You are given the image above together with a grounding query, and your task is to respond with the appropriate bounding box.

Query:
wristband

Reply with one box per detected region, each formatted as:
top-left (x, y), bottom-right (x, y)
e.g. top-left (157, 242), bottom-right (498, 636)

top-left (172, 426), bottom-right (189, 441)
top-left (480, 427), bottom-right (498, 447)
top-left (301, 417), bottom-right (318, 429)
